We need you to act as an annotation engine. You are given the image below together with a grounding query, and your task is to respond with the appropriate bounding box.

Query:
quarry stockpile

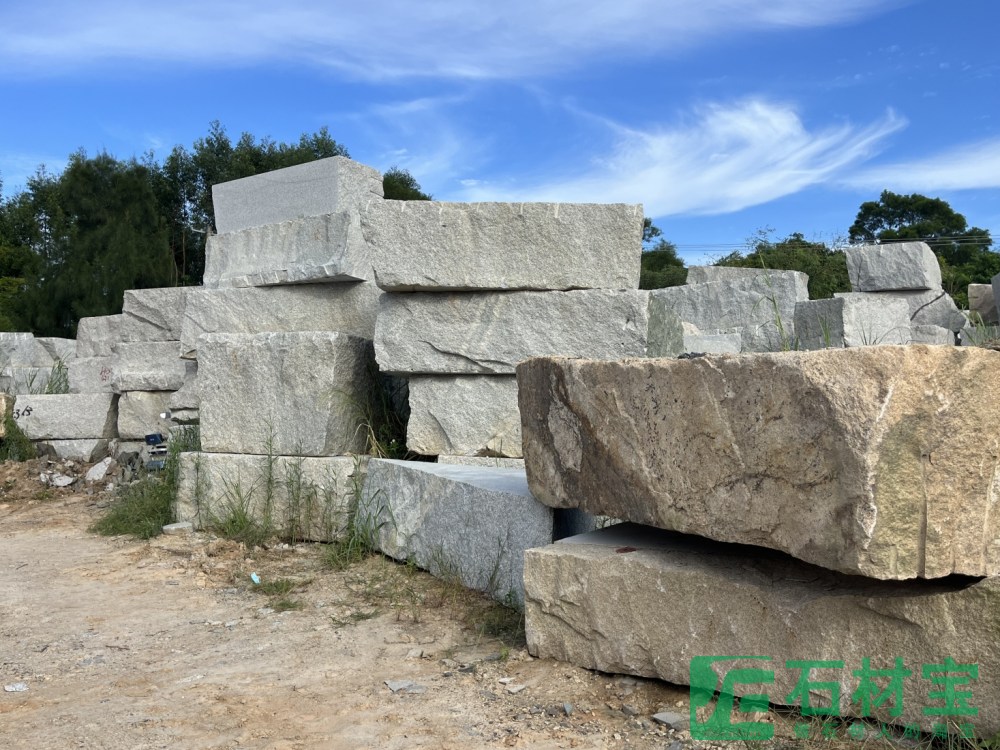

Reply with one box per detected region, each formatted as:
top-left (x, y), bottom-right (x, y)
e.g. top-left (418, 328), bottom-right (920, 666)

top-left (518, 345), bottom-right (1000, 580)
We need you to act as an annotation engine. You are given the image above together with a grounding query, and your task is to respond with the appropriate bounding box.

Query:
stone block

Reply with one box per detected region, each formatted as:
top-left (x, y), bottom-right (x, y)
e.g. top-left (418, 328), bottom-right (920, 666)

top-left (35, 337), bottom-right (76, 363)
top-left (121, 287), bottom-right (189, 342)
top-left (407, 376), bottom-right (521, 457)
top-left (179, 283), bottom-right (380, 359)
top-left (75, 315), bottom-right (123, 358)
top-left (970, 283), bottom-right (999, 325)
top-left (517, 345), bottom-right (1000, 580)
top-left (649, 271), bottom-right (808, 352)
top-left (204, 213), bottom-right (373, 289)
top-left (14, 393), bottom-right (118, 440)
top-left (0, 332), bottom-right (62, 368)
top-left (375, 290), bottom-right (683, 375)
top-left (168, 371), bottom-right (200, 410)
top-left (0, 366), bottom-right (59, 395)
top-left (794, 295), bottom-right (910, 349)
top-left (68, 357), bottom-right (116, 394)
top-left (363, 201), bottom-right (642, 291)
top-left (174, 452), bottom-right (363, 542)
top-left (117, 391), bottom-right (174, 440)
top-left (198, 332), bottom-right (374, 456)
top-left (211, 156), bottom-right (383, 235)
top-left (910, 325), bottom-right (956, 345)
top-left (111, 342), bottom-right (191, 392)
top-left (685, 266), bottom-right (776, 285)
top-left (681, 331), bottom-right (743, 354)
top-left (437, 456), bottom-right (526, 469)
top-left (361, 459), bottom-right (554, 606)
top-left (525, 523), bottom-right (1000, 737)
top-left (836, 289), bottom-right (966, 331)
top-left (35, 439), bottom-right (110, 462)
top-left (847, 241), bottom-right (942, 291)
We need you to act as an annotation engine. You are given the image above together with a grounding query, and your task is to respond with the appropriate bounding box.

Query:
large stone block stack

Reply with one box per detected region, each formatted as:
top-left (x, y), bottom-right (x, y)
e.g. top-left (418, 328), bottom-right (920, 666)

top-left (518, 345), bottom-right (1000, 736)
top-left (0, 331), bottom-right (76, 394)
top-left (174, 157), bottom-right (385, 541)
top-left (363, 200), bottom-right (683, 458)
top-left (794, 241), bottom-right (964, 350)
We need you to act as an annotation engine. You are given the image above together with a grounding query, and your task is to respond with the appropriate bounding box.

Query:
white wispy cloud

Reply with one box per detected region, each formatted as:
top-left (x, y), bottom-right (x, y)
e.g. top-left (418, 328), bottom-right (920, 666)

top-left (843, 138), bottom-right (1000, 192)
top-left (0, 0), bottom-right (905, 80)
top-left (0, 152), bottom-right (67, 195)
top-left (456, 100), bottom-right (905, 216)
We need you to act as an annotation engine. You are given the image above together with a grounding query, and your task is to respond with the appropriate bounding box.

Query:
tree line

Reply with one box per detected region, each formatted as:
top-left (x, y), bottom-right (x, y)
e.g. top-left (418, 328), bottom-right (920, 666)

top-left (0, 122), bottom-right (429, 337)
top-left (641, 191), bottom-right (999, 308)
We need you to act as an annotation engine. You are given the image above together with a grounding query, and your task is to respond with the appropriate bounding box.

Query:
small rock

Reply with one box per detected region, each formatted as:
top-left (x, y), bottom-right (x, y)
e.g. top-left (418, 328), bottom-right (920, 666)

top-left (49, 473), bottom-right (75, 488)
top-left (652, 711), bottom-right (689, 729)
top-left (385, 679), bottom-right (427, 694)
top-left (506, 684), bottom-right (527, 694)
top-left (498, 677), bottom-right (514, 684)
top-left (85, 457), bottom-right (116, 483)
top-left (406, 648), bottom-right (423, 659)
top-left (622, 704), bottom-right (640, 716)
top-left (667, 742), bottom-right (684, 750)
top-left (563, 702), bottom-right (573, 716)
top-left (3, 683), bottom-right (28, 692)
top-left (162, 521), bottom-right (193, 536)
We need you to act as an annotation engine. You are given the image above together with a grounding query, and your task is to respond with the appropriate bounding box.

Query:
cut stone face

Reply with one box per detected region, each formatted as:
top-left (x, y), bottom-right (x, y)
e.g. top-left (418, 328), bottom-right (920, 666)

top-left (14, 393), bottom-right (118, 440)
top-left (198, 332), bottom-right (374, 456)
top-left (517, 346), bottom-right (1000, 580)
top-left (122, 287), bottom-right (189, 342)
top-left (0, 393), bottom-right (11, 438)
top-left (406, 376), bottom-right (522, 457)
top-left (681, 331), bottom-right (743, 354)
top-left (68, 357), bottom-right (116, 394)
top-left (35, 337), bottom-right (76, 363)
top-left (847, 241), bottom-right (942, 291)
top-left (363, 201), bottom-right (642, 291)
top-left (910, 325), bottom-right (956, 345)
top-left (117, 391), bottom-right (174, 440)
top-left (179, 283), bottom-right (380, 359)
top-left (210, 156), bottom-right (384, 235)
top-left (75, 315), bottom-right (123, 358)
top-left (836, 290), bottom-right (966, 331)
top-left (375, 290), bottom-right (682, 375)
top-left (649, 271), bottom-right (808, 352)
top-left (203, 213), bottom-right (373, 289)
top-left (794, 295), bottom-right (911, 349)
top-left (685, 266), bottom-right (778, 285)
top-left (0, 366), bottom-right (59, 395)
top-left (174, 452), bottom-right (363, 542)
top-left (0, 332), bottom-right (69, 368)
top-left (970, 283), bottom-right (999, 325)
top-left (35, 439), bottom-right (110, 462)
top-left (360, 459), bottom-right (554, 607)
top-left (112, 342), bottom-right (192, 392)
top-left (525, 523), bottom-right (1000, 737)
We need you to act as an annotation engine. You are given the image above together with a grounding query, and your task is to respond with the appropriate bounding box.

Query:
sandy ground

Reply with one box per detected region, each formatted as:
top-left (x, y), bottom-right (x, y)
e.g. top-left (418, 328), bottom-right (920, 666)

top-left (0, 458), bottom-right (698, 750)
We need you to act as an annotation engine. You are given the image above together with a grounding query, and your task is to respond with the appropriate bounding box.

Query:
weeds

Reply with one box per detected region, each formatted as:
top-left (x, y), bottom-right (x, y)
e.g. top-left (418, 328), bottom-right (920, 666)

top-left (90, 426), bottom-right (200, 539)
top-left (271, 597), bottom-right (304, 612)
top-left (0, 413), bottom-right (37, 461)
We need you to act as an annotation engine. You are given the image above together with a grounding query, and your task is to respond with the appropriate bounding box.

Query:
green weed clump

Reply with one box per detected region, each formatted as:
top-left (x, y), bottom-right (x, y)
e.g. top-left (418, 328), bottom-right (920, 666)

top-left (0, 413), bottom-right (37, 462)
top-left (90, 426), bottom-right (201, 539)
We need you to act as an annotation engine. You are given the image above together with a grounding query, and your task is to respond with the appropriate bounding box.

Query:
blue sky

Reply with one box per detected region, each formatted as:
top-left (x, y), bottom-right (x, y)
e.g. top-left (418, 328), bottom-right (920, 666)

top-left (1, 0), bottom-right (998, 265)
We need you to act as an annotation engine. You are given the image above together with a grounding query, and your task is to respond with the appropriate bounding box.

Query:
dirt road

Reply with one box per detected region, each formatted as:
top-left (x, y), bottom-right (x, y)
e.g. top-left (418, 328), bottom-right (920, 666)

top-left (0, 460), bottom-right (694, 749)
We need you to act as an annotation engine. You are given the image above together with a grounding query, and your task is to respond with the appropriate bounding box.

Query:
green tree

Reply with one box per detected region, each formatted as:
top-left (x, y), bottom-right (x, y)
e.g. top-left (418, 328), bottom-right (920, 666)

top-left (848, 191), bottom-right (997, 307)
top-left (382, 166), bottom-right (431, 200)
top-left (715, 231), bottom-right (850, 300)
top-left (640, 239), bottom-right (687, 289)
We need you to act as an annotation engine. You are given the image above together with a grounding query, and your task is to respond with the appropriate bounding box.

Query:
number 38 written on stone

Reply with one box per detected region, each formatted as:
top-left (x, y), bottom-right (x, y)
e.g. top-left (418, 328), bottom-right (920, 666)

top-left (12, 406), bottom-right (33, 420)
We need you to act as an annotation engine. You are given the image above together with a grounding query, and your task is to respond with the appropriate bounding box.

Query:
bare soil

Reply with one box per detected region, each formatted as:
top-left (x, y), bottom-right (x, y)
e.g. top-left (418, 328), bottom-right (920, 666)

top-left (0, 458), bottom-right (698, 749)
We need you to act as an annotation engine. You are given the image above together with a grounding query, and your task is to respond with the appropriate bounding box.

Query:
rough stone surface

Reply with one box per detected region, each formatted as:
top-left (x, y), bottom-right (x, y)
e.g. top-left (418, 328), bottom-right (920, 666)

top-left (0, 366), bottom-right (59, 395)
top-left (121, 288), bottom-right (189, 342)
top-left (970, 283), bottom-right (999, 325)
top-left (407, 376), bottom-right (522, 457)
top-left (211, 156), bottom-right (384, 235)
top-left (649, 271), bottom-right (808, 352)
top-left (361, 459), bottom-right (553, 607)
top-left (14, 394), bottom-right (118, 440)
top-left (518, 346), bottom-right (1000, 580)
top-left (112, 342), bottom-right (191, 392)
top-left (204, 212), bottom-right (373, 289)
top-left (685, 266), bottom-right (777, 285)
top-left (910, 325), bottom-right (956, 345)
top-left (525, 523), bottom-right (1000, 737)
top-left (68, 357), bottom-right (116, 394)
top-left (175, 452), bottom-right (364, 542)
top-left (794, 295), bottom-right (911, 349)
top-left (35, 439), bottom-right (110, 462)
top-left (681, 331), bottom-right (743, 354)
top-left (0, 393), bottom-right (11, 438)
top-left (962, 324), bottom-right (1000, 347)
top-left (85, 457), bottom-right (116, 482)
top-left (198, 332), bottom-right (374, 456)
top-left (837, 290), bottom-right (966, 331)
top-left (0, 332), bottom-right (68, 368)
top-left (363, 201), bottom-right (642, 291)
top-left (75, 315), bottom-right (123, 358)
top-left (375, 290), bottom-right (682, 375)
top-left (847, 241), bottom-right (942, 291)
top-left (437, 456), bottom-right (526, 469)
top-left (117, 391), bottom-right (174, 440)
top-left (168, 372), bottom-right (200, 410)
top-left (179, 283), bottom-right (380, 359)
top-left (35, 337), bottom-right (76, 363)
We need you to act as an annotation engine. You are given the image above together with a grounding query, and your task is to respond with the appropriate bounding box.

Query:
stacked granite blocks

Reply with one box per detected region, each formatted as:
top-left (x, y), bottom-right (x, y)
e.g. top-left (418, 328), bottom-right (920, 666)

top-left (0, 331), bottom-right (76, 394)
top-left (519, 346), bottom-right (1000, 736)
top-left (794, 241), bottom-right (965, 349)
top-left (174, 157), bottom-right (385, 541)
top-left (363, 200), bottom-right (683, 459)
top-left (656, 266), bottom-right (809, 353)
